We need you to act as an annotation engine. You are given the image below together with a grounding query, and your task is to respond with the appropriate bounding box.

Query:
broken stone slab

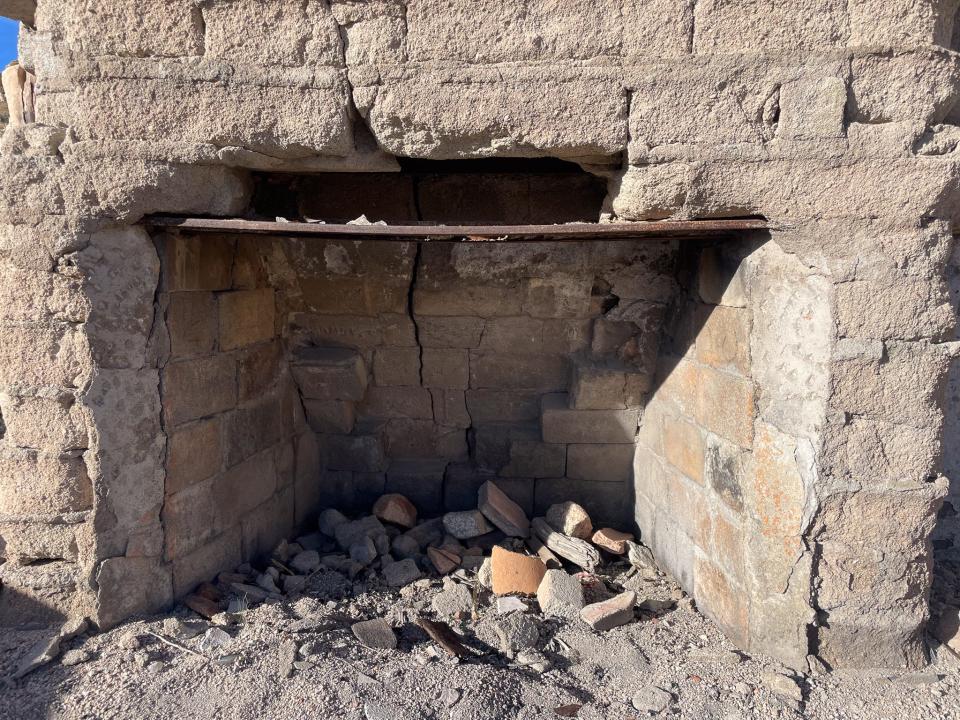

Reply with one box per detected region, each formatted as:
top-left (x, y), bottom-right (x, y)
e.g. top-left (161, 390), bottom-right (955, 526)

top-left (580, 590), bottom-right (637, 631)
top-left (428, 546), bottom-right (461, 575)
top-left (525, 535), bottom-right (562, 569)
top-left (231, 582), bottom-right (278, 603)
top-left (335, 515), bottom-right (387, 550)
top-left (545, 501), bottom-right (593, 539)
top-left (933, 605), bottom-right (960, 653)
top-left (536, 569), bottom-right (585, 619)
top-left (532, 517), bottom-right (600, 572)
top-left (496, 596), bottom-right (529, 614)
top-left (403, 518), bottom-right (445, 549)
top-left (491, 545), bottom-right (546, 596)
top-left (763, 672), bottom-right (803, 704)
top-left (478, 481), bottom-right (530, 537)
top-left (278, 639), bottom-right (297, 679)
top-left (383, 558), bottom-right (422, 587)
top-left (318, 508), bottom-right (349, 537)
top-left (442, 510), bottom-right (494, 540)
top-left (13, 636), bottom-right (61, 679)
top-left (591, 528), bottom-right (633, 554)
top-left (631, 686), bottom-right (673, 714)
top-left (349, 537), bottom-right (378, 566)
top-left (391, 534), bottom-right (421, 559)
top-left (373, 493), bottom-right (418, 529)
top-left (432, 582), bottom-right (473, 619)
top-left (199, 627), bottom-right (232, 653)
top-left (290, 550), bottom-right (322, 574)
top-left (478, 612), bottom-right (541, 659)
top-left (352, 618), bottom-right (397, 650)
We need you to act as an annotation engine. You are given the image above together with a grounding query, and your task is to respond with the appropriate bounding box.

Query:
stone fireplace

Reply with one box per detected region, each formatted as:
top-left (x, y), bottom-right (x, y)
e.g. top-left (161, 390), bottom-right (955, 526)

top-left (1, 0), bottom-right (960, 674)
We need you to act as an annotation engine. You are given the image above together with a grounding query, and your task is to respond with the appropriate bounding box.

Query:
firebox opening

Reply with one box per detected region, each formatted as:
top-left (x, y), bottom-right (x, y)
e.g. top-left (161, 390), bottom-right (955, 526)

top-left (249, 158), bottom-right (609, 226)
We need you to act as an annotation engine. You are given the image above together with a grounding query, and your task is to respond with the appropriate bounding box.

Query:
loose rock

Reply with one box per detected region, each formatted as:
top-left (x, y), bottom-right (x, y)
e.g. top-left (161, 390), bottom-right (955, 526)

top-left (278, 639), bottom-right (297, 678)
top-left (432, 582), bottom-right (473, 619)
top-left (373, 493), bottom-right (418, 528)
top-left (580, 590), bottom-right (637, 631)
top-left (632, 686), bottom-right (673, 714)
top-left (391, 534), bottom-right (421, 559)
top-left (591, 528), bottom-right (633, 554)
top-left (545, 501), bottom-right (593, 539)
top-left (443, 510), bottom-right (494, 540)
top-left (199, 628), bottom-right (232, 653)
top-left (318, 508), bottom-right (349, 537)
top-left (491, 546), bottom-right (546, 596)
top-left (532, 517), bottom-right (600, 571)
top-left (383, 558), bottom-right (423, 587)
top-left (537, 569), bottom-right (585, 619)
top-left (61, 648), bottom-right (93, 667)
top-left (428, 546), bottom-right (461, 574)
top-left (290, 550), bottom-right (321, 574)
top-left (478, 481), bottom-right (530, 537)
top-left (349, 537), bottom-right (378, 566)
top-left (763, 672), bottom-right (803, 704)
top-left (352, 618), bottom-right (397, 650)
top-left (335, 516), bottom-right (387, 550)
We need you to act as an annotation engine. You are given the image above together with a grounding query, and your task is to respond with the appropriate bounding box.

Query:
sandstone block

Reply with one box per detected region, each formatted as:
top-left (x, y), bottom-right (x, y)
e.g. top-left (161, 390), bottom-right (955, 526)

top-left (162, 234), bottom-right (234, 292)
top-left (523, 277), bottom-right (594, 319)
top-left (373, 347), bottom-right (421, 387)
top-left (322, 435), bottom-right (387, 473)
top-left (237, 340), bottom-right (283, 403)
top-left (443, 510), bottom-right (494, 540)
top-left (472, 423), bottom-right (539, 472)
top-left (591, 528), bottom-right (633, 555)
top-left (422, 348), bottom-right (469, 389)
top-left (541, 394), bottom-right (638, 444)
top-left (491, 546), bottom-right (547, 597)
top-left (417, 316), bottom-right (485, 348)
top-left (478, 480), bottom-right (530, 537)
top-left (0, 449), bottom-right (92, 516)
top-left (431, 389), bottom-right (471, 429)
top-left (289, 313), bottom-right (384, 349)
top-left (359, 386), bottom-right (433, 420)
top-left (501, 440), bottom-right (567, 479)
top-left (218, 289), bottom-right (275, 351)
top-left (166, 417), bottom-right (221, 496)
top-left (381, 419), bottom-right (467, 460)
top-left (428, 546), bottom-right (461, 575)
top-left (291, 347), bottom-right (367, 402)
top-left (372, 493), bottom-right (418, 529)
top-left (536, 569), bottom-right (585, 619)
top-left (698, 246), bottom-right (748, 308)
top-left (0, 395), bottom-right (87, 454)
top-left (571, 365), bottom-right (628, 410)
top-left (534, 479), bottom-right (628, 530)
top-left (662, 415), bottom-right (706, 484)
top-left (304, 399), bottom-right (356, 434)
top-left (705, 436), bottom-right (747, 513)
top-left (469, 352), bottom-right (568, 391)
top-left (546, 501), bottom-right (593, 539)
top-left (63, 0), bottom-right (205, 57)
top-left (98, 556), bottom-right (175, 630)
top-left (696, 305), bottom-right (751, 375)
top-left (351, 618), bottom-right (397, 650)
top-left (465, 390), bottom-right (542, 424)
top-left (163, 355), bottom-right (237, 427)
top-left (166, 292), bottom-right (217, 359)
top-left (222, 395), bottom-right (284, 467)
top-left (213, 450), bottom-right (277, 521)
top-left (693, 557), bottom-right (749, 649)
top-left (478, 316), bottom-right (547, 354)
top-left (566, 444), bottom-right (635, 484)
top-left (385, 459), bottom-right (448, 515)
top-left (580, 590), bottom-right (637, 631)
top-left (414, 282), bottom-right (522, 317)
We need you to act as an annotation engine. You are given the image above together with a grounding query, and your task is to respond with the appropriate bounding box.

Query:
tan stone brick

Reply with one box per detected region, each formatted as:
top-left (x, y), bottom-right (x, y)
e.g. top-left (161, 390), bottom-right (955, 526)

top-left (465, 390), bottom-right (541, 424)
top-left (541, 318), bottom-right (593, 354)
top-left (469, 352), bottom-right (568, 391)
top-left (571, 365), bottom-right (627, 410)
top-left (417, 316), bottom-right (485, 348)
top-left (697, 365), bottom-right (754, 448)
top-left (303, 400), bottom-right (356, 434)
top-left (0, 448), bottom-right (92, 515)
top-left (533, 477), bottom-right (629, 529)
top-left (567, 444), bottom-right (635, 483)
top-left (655, 357), bottom-right (700, 418)
top-left (298, 275), bottom-right (408, 316)
top-left (591, 318), bottom-right (637, 356)
top-left (698, 246), bottom-right (748, 308)
top-left (431, 389), bottom-right (471, 428)
top-left (162, 355), bottom-right (237, 426)
top-left (661, 469), bottom-right (708, 543)
top-left (289, 312), bottom-right (384, 349)
top-left (541, 394), bottom-right (638, 444)
top-left (166, 417), bottom-right (221, 496)
top-left (0, 323), bottom-right (89, 390)
top-left (472, 423), bottom-right (539, 471)
top-left (162, 477), bottom-right (219, 560)
top-left (165, 291), bottom-right (217, 359)
top-left (359, 386), bottom-right (433, 420)
top-left (237, 339), bottom-right (283, 402)
top-left (0, 395), bottom-right (87, 453)
top-left (97, 556), bottom-right (174, 629)
top-left (705, 435), bottom-right (748, 513)
top-left (0, 519), bottom-right (81, 564)
top-left (708, 510), bottom-right (746, 582)
top-left (522, 277), bottom-right (593, 318)
top-left (386, 458), bottom-right (448, 515)
top-left (219, 289), bottom-right (275, 351)
top-left (693, 555), bottom-right (749, 649)
top-left (422, 348), bottom-right (469, 389)
top-left (381, 419), bottom-right (468, 461)
top-left (478, 316), bottom-right (546, 354)
top-left (662, 415), bottom-right (705, 483)
top-left (414, 283), bottom-right (521, 316)
top-left (373, 347), bottom-right (421, 387)
top-left (162, 234), bottom-right (234, 292)
top-left (501, 440), bottom-right (567, 479)
top-left (380, 313), bottom-right (418, 347)
top-left (231, 237), bottom-right (269, 290)
top-left (290, 347), bottom-right (367, 401)
top-left (696, 305), bottom-right (751, 375)
top-left (323, 434), bottom-right (387, 472)
top-left (213, 450), bottom-right (278, 519)
top-left (222, 395), bottom-right (285, 467)
top-left (241, 486), bottom-right (295, 561)
top-left (171, 527), bottom-right (242, 599)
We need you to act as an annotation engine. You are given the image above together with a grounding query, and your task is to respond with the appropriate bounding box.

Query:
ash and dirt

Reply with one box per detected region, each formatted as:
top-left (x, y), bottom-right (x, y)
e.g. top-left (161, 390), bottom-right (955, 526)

top-left (2, 558), bottom-right (959, 720)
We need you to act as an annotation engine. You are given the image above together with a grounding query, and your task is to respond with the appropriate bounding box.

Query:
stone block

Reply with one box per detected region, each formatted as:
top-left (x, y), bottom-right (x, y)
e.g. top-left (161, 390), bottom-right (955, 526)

top-left (166, 292), bottom-right (217, 359)
top-left (0, 448), bottom-right (92, 516)
top-left (321, 470), bottom-right (386, 515)
top-left (96, 556), bottom-right (174, 630)
top-left (662, 415), bottom-right (705, 484)
top-left (323, 434), bottom-right (387, 473)
top-left (417, 316), bottom-right (485, 348)
top-left (241, 487), bottom-right (295, 562)
top-left (566, 444), bottom-right (635, 484)
top-left (478, 480), bottom-right (530, 537)
top-left (381, 419), bottom-right (468, 460)
top-left (162, 234), bottom-right (234, 292)
top-left (501, 440), bottom-right (567, 479)
top-left (465, 390), bottom-right (542, 424)
top-left (304, 400), bottom-right (356, 434)
top-left (218, 289), bottom-right (275, 351)
top-left (0, 323), bottom-right (88, 391)
top-left (386, 459), bottom-right (448, 516)
top-left (171, 528), bottom-right (242, 600)
top-left (541, 394), bottom-right (638, 444)
top-left (533, 478), bottom-right (629, 529)
top-left (373, 347), bottom-right (421, 387)
top-left (163, 355), bottom-right (237, 427)
top-left (297, 275), bottom-right (409, 316)
top-left (695, 305), bottom-right (751, 376)
top-left (478, 316), bottom-right (547, 354)
top-left (693, 555), bottom-right (749, 650)
top-left (580, 590), bottom-right (637, 631)
top-left (0, 519), bottom-right (81, 565)
top-left (380, 313), bottom-right (418, 347)
top-left (0, 562), bottom-right (82, 626)
top-left (63, 0), bottom-right (205, 57)
top-left (237, 340), bottom-right (283, 403)
top-left (222, 395), bottom-right (285, 467)
top-left (0, 395), bottom-right (87, 454)
top-left (414, 282), bottom-right (522, 317)
top-left (166, 417), bottom-right (221, 496)
top-left (288, 313), bottom-right (384, 349)
top-left (469, 352), bottom-right (569, 391)
top-left (442, 462), bottom-right (495, 511)
top-left (571, 365), bottom-right (628, 410)
top-left (522, 278), bottom-right (594, 319)
top-left (537, 568), bottom-right (586, 619)
top-left (541, 319), bottom-right (593, 354)
top-left (431, 389), bottom-right (471, 429)
top-left (778, 76), bottom-right (847, 141)
top-left (490, 546), bottom-right (545, 596)
top-left (472, 423), bottom-right (539, 471)
top-left (698, 246), bottom-right (747, 308)
top-left (359, 386), bottom-right (433, 420)
top-left (290, 347), bottom-right (367, 402)
top-left (293, 432), bottom-right (322, 526)
top-left (692, 0), bottom-right (847, 52)
top-left (162, 478), bottom-right (219, 561)
top-left (422, 348), bottom-right (469, 390)
top-left (213, 450), bottom-right (278, 522)
top-left (704, 435), bottom-right (747, 513)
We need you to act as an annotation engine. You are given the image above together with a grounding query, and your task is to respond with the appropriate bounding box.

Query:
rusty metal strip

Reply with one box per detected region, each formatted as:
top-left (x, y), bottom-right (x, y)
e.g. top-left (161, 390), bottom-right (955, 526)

top-left (145, 216), bottom-right (769, 242)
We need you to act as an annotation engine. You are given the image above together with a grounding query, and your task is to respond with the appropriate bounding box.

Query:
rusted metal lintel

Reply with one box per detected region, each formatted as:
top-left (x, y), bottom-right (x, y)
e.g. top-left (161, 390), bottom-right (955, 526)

top-left (145, 216), bottom-right (769, 242)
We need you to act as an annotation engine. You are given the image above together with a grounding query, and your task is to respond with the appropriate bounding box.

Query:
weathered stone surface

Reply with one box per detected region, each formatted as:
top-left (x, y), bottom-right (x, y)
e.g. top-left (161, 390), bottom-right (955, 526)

top-left (591, 528), bottom-right (633, 555)
top-left (372, 493), bottom-right (418, 529)
top-left (352, 618), bottom-right (397, 650)
top-left (491, 546), bottom-right (547, 597)
top-left (382, 558), bottom-right (422, 587)
top-left (580, 590), bottom-right (637, 631)
top-left (291, 348), bottom-right (367, 402)
top-left (478, 481), bottom-right (530, 537)
top-left (541, 395), bottom-right (639, 444)
top-left (536, 569), bottom-right (585, 619)
top-left (545, 502), bottom-right (593, 540)
top-left (566, 443), bottom-right (635, 484)
top-left (442, 510), bottom-right (494, 540)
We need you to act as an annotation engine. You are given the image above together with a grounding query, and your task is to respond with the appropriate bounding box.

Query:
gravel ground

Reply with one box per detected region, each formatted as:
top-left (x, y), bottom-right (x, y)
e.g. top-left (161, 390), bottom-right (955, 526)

top-left (2, 558), bottom-right (958, 720)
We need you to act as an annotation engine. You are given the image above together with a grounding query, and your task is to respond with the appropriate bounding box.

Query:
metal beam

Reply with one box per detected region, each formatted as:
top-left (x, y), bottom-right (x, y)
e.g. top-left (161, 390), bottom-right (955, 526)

top-left (145, 216), bottom-right (769, 242)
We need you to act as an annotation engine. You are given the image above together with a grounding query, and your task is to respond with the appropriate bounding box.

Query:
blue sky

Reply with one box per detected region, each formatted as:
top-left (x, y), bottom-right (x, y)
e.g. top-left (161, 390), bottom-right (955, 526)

top-left (0, 18), bottom-right (18, 67)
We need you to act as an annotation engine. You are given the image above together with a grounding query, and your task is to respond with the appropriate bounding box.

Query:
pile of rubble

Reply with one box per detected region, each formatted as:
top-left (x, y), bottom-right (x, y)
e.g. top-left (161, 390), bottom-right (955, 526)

top-left (175, 481), bottom-right (669, 656)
